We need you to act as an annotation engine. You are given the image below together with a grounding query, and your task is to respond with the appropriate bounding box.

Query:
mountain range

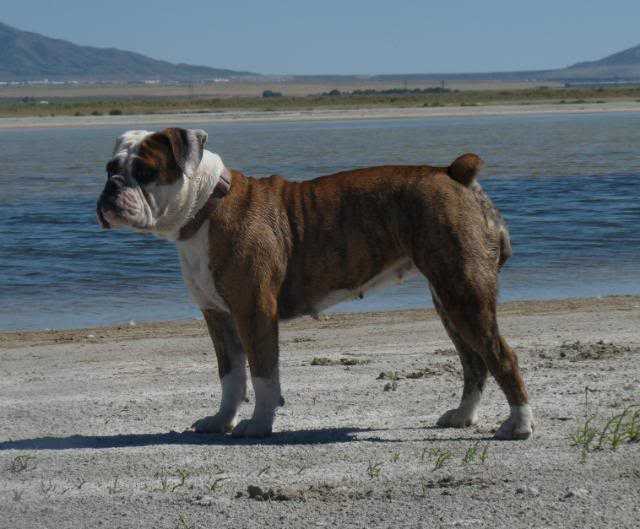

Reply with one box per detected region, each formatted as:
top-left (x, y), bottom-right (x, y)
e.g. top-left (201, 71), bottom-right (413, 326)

top-left (0, 22), bottom-right (254, 82)
top-left (1, 21), bottom-right (639, 83)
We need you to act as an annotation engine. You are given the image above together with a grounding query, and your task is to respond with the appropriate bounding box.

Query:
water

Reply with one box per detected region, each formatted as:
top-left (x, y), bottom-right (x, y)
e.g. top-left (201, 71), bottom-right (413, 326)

top-left (1, 112), bottom-right (639, 331)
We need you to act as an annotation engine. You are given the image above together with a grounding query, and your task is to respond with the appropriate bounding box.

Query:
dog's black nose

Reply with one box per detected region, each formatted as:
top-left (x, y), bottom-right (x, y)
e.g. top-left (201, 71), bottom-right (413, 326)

top-left (102, 174), bottom-right (125, 197)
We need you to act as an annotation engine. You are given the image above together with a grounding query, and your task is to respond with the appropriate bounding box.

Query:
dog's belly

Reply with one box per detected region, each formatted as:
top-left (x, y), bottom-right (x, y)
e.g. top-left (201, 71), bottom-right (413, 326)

top-left (309, 257), bottom-right (417, 318)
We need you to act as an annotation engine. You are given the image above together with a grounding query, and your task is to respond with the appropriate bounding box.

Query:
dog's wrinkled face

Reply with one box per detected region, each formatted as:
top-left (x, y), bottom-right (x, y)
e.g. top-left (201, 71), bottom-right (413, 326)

top-left (97, 127), bottom-right (219, 235)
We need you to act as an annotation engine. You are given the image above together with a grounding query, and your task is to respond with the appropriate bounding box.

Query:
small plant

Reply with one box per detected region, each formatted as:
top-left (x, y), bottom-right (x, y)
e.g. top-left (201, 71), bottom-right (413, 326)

top-left (431, 448), bottom-right (453, 470)
top-left (626, 408), bottom-right (640, 442)
top-left (9, 454), bottom-right (35, 473)
top-left (207, 476), bottom-right (228, 493)
top-left (367, 461), bottom-right (383, 479)
top-left (462, 444), bottom-right (478, 464)
top-left (570, 387), bottom-right (638, 460)
top-left (478, 443), bottom-right (490, 464)
top-left (172, 468), bottom-right (190, 492)
top-left (154, 469), bottom-right (171, 493)
top-left (39, 477), bottom-right (57, 496)
top-left (177, 513), bottom-right (195, 529)
top-left (150, 468), bottom-right (191, 493)
top-left (572, 416), bottom-right (599, 450)
top-left (571, 387), bottom-right (599, 461)
top-left (107, 476), bottom-right (121, 494)
top-left (391, 451), bottom-right (400, 463)
top-left (596, 405), bottom-right (640, 450)
top-left (422, 447), bottom-right (453, 469)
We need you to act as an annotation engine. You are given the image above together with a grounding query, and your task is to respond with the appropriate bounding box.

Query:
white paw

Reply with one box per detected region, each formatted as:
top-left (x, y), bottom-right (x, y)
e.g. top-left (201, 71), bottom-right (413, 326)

top-left (436, 408), bottom-right (478, 428)
top-left (190, 413), bottom-right (238, 434)
top-left (494, 405), bottom-right (534, 440)
top-left (231, 418), bottom-right (273, 438)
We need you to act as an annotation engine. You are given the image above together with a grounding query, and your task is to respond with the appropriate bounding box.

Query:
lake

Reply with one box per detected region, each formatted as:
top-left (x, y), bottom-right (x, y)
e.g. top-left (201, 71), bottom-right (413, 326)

top-left (1, 112), bottom-right (639, 330)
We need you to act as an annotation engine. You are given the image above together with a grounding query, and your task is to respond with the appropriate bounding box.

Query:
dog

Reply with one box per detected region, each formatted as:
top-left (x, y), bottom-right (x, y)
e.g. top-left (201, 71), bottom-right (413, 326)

top-left (96, 127), bottom-right (533, 440)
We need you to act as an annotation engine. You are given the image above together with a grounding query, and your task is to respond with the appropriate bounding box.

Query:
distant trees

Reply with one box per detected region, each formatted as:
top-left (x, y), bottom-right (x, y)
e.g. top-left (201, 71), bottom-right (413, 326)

top-left (320, 87), bottom-right (451, 97)
top-left (262, 90), bottom-right (283, 98)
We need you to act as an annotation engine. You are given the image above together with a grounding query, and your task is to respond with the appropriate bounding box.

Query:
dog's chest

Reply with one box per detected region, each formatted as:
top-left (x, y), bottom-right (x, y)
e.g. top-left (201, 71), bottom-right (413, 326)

top-left (176, 221), bottom-right (229, 313)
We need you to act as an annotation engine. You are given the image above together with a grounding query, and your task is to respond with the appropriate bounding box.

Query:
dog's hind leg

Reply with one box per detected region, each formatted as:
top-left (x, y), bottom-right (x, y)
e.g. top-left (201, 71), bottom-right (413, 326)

top-left (191, 310), bottom-right (247, 434)
top-left (430, 286), bottom-right (488, 428)
top-left (418, 257), bottom-right (533, 440)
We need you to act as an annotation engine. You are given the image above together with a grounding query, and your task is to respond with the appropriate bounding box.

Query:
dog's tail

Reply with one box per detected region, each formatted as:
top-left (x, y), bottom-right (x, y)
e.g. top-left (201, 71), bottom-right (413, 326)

top-left (447, 153), bottom-right (484, 186)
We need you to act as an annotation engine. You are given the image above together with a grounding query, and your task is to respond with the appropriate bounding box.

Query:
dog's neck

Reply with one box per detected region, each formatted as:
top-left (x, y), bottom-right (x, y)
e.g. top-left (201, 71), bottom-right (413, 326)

top-left (159, 150), bottom-right (226, 240)
top-left (187, 150), bottom-right (223, 221)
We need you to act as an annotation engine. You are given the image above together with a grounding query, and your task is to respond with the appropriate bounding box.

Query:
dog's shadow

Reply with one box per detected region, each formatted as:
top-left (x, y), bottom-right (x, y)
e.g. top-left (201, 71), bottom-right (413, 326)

top-left (0, 427), bottom-right (497, 451)
top-left (0, 427), bottom-right (391, 451)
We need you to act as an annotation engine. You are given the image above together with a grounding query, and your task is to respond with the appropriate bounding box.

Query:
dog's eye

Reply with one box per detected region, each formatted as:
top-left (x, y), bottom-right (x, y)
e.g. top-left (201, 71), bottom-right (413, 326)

top-left (135, 166), bottom-right (158, 185)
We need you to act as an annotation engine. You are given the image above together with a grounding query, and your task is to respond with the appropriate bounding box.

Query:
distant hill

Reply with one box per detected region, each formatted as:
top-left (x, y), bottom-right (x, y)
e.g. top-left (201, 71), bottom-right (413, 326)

top-left (0, 22), bottom-right (255, 82)
top-left (293, 43), bottom-right (640, 84)
top-left (548, 43), bottom-right (640, 81)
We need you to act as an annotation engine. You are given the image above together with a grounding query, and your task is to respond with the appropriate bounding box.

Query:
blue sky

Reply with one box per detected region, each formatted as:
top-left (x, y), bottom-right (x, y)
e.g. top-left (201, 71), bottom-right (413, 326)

top-left (3, 1), bottom-right (640, 75)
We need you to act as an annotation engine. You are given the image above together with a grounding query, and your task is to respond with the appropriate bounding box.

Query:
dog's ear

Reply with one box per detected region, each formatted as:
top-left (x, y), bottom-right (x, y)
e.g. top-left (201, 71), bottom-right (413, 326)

top-left (112, 134), bottom-right (127, 156)
top-left (162, 127), bottom-right (208, 177)
top-left (113, 130), bottom-right (148, 156)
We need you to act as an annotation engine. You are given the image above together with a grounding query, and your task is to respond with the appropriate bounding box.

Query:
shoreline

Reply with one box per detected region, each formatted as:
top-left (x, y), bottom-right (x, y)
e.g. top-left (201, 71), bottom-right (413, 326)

top-left (1, 101), bottom-right (640, 129)
top-left (2, 294), bottom-right (638, 349)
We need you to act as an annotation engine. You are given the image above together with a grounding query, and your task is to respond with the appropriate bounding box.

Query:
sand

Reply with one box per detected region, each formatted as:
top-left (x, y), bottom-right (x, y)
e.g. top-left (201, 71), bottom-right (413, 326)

top-left (2, 101), bottom-right (640, 130)
top-left (1, 296), bottom-right (639, 528)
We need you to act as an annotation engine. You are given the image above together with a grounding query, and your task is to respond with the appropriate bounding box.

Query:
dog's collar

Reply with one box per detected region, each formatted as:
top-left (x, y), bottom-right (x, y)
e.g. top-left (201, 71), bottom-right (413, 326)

top-left (177, 167), bottom-right (231, 241)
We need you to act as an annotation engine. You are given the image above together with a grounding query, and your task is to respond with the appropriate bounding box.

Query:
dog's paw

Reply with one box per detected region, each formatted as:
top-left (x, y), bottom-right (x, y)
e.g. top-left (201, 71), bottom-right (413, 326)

top-left (190, 414), bottom-right (237, 434)
top-left (436, 408), bottom-right (478, 428)
top-left (231, 418), bottom-right (273, 438)
top-left (494, 406), bottom-right (534, 440)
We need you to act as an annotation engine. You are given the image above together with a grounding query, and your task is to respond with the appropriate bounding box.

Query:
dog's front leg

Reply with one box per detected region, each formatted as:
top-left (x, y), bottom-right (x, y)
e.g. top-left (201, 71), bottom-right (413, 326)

top-left (191, 309), bottom-right (247, 434)
top-left (230, 295), bottom-right (283, 438)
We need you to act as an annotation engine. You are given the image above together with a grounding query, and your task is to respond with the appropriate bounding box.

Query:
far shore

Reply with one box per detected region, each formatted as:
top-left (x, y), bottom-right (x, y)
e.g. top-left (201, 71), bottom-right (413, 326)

top-left (1, 101), bottom-right (640, 129)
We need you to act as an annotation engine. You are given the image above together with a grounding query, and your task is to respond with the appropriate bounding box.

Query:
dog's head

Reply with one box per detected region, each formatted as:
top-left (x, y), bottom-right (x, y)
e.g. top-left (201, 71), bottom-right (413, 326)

top-left (96, 127), bottom-right (230, 237)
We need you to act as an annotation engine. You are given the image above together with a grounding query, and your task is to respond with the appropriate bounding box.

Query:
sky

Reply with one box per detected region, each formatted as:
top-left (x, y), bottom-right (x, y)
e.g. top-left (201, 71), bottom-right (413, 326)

top-left (3, 1), bottom-right (640, 75)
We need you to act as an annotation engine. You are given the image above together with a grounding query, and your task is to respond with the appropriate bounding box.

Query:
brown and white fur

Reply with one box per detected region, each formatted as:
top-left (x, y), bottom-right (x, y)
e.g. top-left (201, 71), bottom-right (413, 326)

top-left (96, 127), bottom-right (533, 440)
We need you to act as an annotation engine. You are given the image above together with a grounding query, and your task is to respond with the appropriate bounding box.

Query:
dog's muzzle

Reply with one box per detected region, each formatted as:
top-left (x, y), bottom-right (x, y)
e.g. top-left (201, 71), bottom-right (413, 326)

top-left (96, 174), bottom-right (127, 229)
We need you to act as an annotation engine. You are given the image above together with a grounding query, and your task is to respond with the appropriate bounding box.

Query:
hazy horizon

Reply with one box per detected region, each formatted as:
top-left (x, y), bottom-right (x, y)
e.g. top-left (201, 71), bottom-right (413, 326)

top-left (3, 1), bottom-right (640, 76)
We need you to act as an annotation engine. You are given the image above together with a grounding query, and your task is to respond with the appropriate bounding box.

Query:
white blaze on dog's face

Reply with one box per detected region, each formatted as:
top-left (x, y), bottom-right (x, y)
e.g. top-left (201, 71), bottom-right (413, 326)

top-left (96, 127), bottom-right (228, 238)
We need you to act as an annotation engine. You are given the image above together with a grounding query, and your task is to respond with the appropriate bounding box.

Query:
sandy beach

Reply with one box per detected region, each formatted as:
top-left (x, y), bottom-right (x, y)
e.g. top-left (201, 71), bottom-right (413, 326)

top-left (2, 101), bottom-right (640, 129)
top-left (1, 296), bottom-right (639, 528)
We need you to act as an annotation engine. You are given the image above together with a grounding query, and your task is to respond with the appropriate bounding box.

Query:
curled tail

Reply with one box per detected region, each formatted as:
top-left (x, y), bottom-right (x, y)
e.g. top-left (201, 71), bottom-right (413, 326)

top-left (447, 153), bottom-right (484, 186)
